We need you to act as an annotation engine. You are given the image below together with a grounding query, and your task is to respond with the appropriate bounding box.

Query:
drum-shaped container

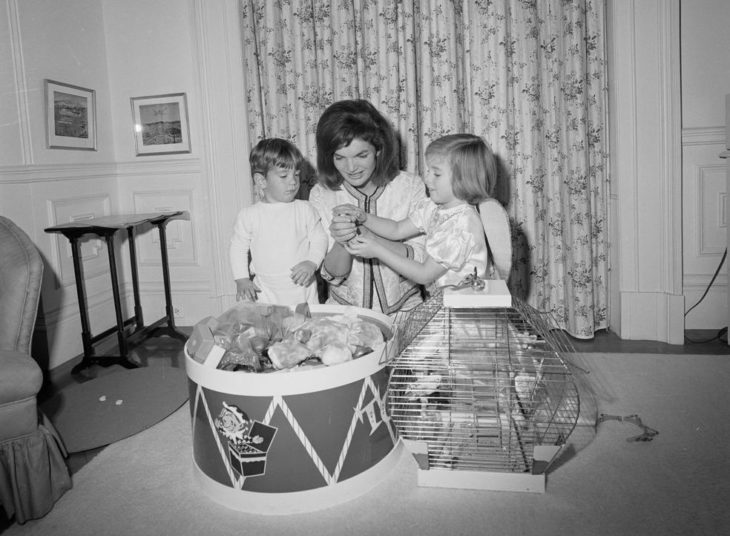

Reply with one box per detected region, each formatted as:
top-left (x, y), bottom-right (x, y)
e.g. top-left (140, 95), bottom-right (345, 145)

top-left (185, 304), bottom-right (401, 514)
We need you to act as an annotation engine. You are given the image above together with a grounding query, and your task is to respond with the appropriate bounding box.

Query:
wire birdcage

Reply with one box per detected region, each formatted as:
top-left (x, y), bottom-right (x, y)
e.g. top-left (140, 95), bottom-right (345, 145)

top-left (388, 286), bottom-right (580, 492)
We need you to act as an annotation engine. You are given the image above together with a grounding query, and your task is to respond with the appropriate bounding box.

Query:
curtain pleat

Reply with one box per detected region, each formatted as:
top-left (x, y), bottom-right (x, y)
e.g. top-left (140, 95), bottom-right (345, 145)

top-left (239, 0), bottom-right (609, 338)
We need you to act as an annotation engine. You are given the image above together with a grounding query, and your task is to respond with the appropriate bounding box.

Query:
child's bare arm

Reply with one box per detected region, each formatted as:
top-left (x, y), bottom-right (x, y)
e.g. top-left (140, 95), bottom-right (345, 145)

top-left (333, 204), bottom-right (419, 241)
top-left (345, 235), bottom-right (446, 285)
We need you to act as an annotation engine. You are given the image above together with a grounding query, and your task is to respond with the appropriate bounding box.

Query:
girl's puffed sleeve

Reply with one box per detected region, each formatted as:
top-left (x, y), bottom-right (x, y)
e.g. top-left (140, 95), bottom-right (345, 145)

top-left (428, 226), bottom-right (475, 272)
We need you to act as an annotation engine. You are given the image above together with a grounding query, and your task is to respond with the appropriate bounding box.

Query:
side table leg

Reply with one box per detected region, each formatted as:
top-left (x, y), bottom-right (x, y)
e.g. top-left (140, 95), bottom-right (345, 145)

top-left (105, 234), bottom-right (136, 367)
top-left (154, 221), bottom-right (187, 341)
top-left (69, 238), bottom-right (95, 374)
top-left (127, 226), bottom-right (144, 328)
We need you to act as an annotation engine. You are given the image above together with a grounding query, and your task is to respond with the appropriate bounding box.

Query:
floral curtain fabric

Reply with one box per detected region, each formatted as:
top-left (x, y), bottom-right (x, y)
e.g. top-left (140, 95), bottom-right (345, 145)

top-left (239, 0), bottom-right (609, 338)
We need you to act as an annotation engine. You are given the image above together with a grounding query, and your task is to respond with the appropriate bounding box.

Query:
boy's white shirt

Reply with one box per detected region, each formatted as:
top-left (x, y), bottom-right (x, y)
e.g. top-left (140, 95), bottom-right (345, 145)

top-left (229, 199), bottom-right (328, 305)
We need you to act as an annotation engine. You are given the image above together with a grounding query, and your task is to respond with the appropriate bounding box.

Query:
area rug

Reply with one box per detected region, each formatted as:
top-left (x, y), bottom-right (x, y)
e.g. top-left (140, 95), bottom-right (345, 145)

top-left (8, 353), bottom-right (730, 536)
top-left (40, 365), bottom-right (189, 453)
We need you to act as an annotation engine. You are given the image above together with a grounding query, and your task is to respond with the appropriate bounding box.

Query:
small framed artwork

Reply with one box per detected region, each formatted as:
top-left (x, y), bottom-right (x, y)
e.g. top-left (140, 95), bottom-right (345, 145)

top-left (131, 93), bottom-right (191, 156)
top-left (45, 79), bottom-right (97, 150)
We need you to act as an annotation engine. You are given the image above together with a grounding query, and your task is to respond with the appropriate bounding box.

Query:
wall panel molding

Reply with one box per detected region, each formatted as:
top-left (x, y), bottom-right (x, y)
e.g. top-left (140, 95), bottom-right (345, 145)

top-left (5, 0), bottom-right (33, 164)
top-left (682, 126), bottom-right (724, 146)
top-left (658, 0), bottom-right (683, 297)
top-left (0, 159), bottom-right (204, 183)
top-left (131, 189), bottom-right (198, 266)
top-left (0, 162), bottom-right (118, 182)
top-left (682, 135), bottom-right (727, 328)
top-left (696, 165), bottom-right (727, 255)
top-left (137, 279), bottom-right (210, 293)
top-left (116, 158), bottom-right (202, 178)
top-left (684, 273), bottom-right (727, 288)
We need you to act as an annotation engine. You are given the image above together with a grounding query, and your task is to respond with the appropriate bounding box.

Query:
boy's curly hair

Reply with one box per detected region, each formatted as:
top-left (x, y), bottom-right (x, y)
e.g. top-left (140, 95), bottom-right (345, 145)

top-left (249, 138), bottom-right (303, 176)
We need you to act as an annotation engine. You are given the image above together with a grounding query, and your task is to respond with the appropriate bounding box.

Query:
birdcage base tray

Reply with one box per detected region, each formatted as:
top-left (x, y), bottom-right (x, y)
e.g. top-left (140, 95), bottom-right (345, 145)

top-left (416, 467), bottom-right (546, 493)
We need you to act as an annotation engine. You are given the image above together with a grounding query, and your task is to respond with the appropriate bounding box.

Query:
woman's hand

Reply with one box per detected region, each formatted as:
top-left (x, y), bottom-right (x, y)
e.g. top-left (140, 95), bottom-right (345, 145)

top-left (330, 210), bottom-right (360, 245)
top-left (333, 204), bottom-right (367, 224)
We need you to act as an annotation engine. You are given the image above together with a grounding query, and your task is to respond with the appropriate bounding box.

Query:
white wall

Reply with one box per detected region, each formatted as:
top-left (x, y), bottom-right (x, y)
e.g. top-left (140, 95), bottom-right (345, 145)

top-left (680, 0), bottom-right (730, 330)
top-left (0, 0), bottom-right (115, 166)
top-left (0, 0), bottom-right (119, 369)
top-left (608, 1), bottom-right (685, 343)
top-left (101, 0), bottom-right (220, 335)
top-left (0, 0), bottom-right (250, 369)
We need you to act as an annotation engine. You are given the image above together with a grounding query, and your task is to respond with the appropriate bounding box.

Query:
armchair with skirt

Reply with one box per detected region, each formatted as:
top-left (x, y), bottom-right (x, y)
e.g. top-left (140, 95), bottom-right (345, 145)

top-left (0, 215), bottom-right (71, 524)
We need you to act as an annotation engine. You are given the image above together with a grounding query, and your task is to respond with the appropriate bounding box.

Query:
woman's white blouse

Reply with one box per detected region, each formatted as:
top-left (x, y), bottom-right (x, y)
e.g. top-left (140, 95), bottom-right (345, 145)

top-left (309, 171), bottom-right (427, 316)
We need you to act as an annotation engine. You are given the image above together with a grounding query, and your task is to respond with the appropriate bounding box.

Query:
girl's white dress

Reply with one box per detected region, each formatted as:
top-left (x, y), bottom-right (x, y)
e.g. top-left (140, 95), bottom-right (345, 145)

top-left (229, 200), bottom-right (328, 306)
top-left (407, 198), bottom-right (489, 289)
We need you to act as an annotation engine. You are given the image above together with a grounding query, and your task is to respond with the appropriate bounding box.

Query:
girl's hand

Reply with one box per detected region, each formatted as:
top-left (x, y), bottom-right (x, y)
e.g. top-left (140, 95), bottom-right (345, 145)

top-left (344, 234), bottom-right (382, 259)
top-left (333, 204), bottom-right (367, 224)
top-left (290, 260), bottom-right (317, 286)
top-left (235, 278), bottom-right (260, 302)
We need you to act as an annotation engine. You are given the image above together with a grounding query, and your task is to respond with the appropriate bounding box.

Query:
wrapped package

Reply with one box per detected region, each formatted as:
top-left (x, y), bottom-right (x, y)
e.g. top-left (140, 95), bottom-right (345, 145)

top-left (268, 338), bottom-right (312, 369)
top-left (188, 302), bottom-right (385, 372)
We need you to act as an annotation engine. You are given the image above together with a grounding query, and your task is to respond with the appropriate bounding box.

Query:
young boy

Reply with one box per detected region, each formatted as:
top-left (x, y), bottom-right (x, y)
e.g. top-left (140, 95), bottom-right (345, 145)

top-left (229, 138), bottom-right (328, 307)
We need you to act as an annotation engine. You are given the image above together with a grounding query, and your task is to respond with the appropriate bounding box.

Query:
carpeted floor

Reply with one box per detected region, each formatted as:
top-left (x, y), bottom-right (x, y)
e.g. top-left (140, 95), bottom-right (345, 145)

top-left (5, 352), bottom-right (730, 536)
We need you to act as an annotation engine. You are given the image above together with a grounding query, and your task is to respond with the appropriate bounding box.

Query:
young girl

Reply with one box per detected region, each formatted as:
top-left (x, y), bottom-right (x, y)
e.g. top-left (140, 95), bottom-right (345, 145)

top-left (230, 138), bottom-right (328, 306)
top-left (337, 134), bottom-right (497, 291)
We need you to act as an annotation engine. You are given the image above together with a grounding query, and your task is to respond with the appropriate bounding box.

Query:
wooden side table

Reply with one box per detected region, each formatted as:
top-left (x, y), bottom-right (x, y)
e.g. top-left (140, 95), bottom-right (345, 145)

top-left (45, 211), bottom-right (190, 373)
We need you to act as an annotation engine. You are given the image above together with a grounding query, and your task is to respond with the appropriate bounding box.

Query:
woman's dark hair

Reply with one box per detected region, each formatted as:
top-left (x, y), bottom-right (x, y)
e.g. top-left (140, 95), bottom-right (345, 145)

top-left (315, 100), bottom-right (400, 190)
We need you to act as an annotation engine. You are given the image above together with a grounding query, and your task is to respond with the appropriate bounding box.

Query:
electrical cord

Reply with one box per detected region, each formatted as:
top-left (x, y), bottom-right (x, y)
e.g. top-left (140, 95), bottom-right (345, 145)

top-left (684, 247), bottom-right (727, 344)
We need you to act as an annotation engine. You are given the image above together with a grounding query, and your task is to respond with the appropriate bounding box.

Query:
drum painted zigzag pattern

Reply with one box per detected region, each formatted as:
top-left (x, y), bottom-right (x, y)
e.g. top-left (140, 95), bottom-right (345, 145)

top-left (188, 370), bottom-right (396, 493)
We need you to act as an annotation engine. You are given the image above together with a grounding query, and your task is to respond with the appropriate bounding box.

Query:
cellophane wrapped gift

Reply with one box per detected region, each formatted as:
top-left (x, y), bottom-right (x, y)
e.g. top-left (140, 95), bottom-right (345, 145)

top-left (187, 302), bottom-right (384, 373)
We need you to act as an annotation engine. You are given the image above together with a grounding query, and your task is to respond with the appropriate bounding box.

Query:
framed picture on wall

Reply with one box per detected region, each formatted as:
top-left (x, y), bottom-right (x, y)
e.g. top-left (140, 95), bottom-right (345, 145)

top-left (45, 79), bottom-right (97, 150)
top-left (131, 93), bottom-right (191, 156)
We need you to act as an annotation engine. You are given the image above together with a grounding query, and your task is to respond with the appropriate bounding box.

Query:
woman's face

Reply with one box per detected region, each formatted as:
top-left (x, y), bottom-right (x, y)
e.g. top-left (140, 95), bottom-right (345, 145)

top-left (333, 138), bottom-right (378, 190)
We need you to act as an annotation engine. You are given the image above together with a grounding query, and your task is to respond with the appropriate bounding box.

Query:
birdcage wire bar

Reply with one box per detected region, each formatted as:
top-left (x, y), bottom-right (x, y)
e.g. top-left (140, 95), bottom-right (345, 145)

top-left (388, 291), bottom-right (580, 483)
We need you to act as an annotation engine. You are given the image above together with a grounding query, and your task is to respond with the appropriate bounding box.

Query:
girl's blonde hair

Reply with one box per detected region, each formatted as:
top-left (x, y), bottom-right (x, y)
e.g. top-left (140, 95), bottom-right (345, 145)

top-left (425, 134), bottom-right (497, 205)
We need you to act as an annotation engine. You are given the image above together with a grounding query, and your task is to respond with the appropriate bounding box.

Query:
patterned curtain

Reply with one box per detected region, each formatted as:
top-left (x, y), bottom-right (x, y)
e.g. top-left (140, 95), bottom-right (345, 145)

top-left (239, 0), bottom-right (609, 338)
